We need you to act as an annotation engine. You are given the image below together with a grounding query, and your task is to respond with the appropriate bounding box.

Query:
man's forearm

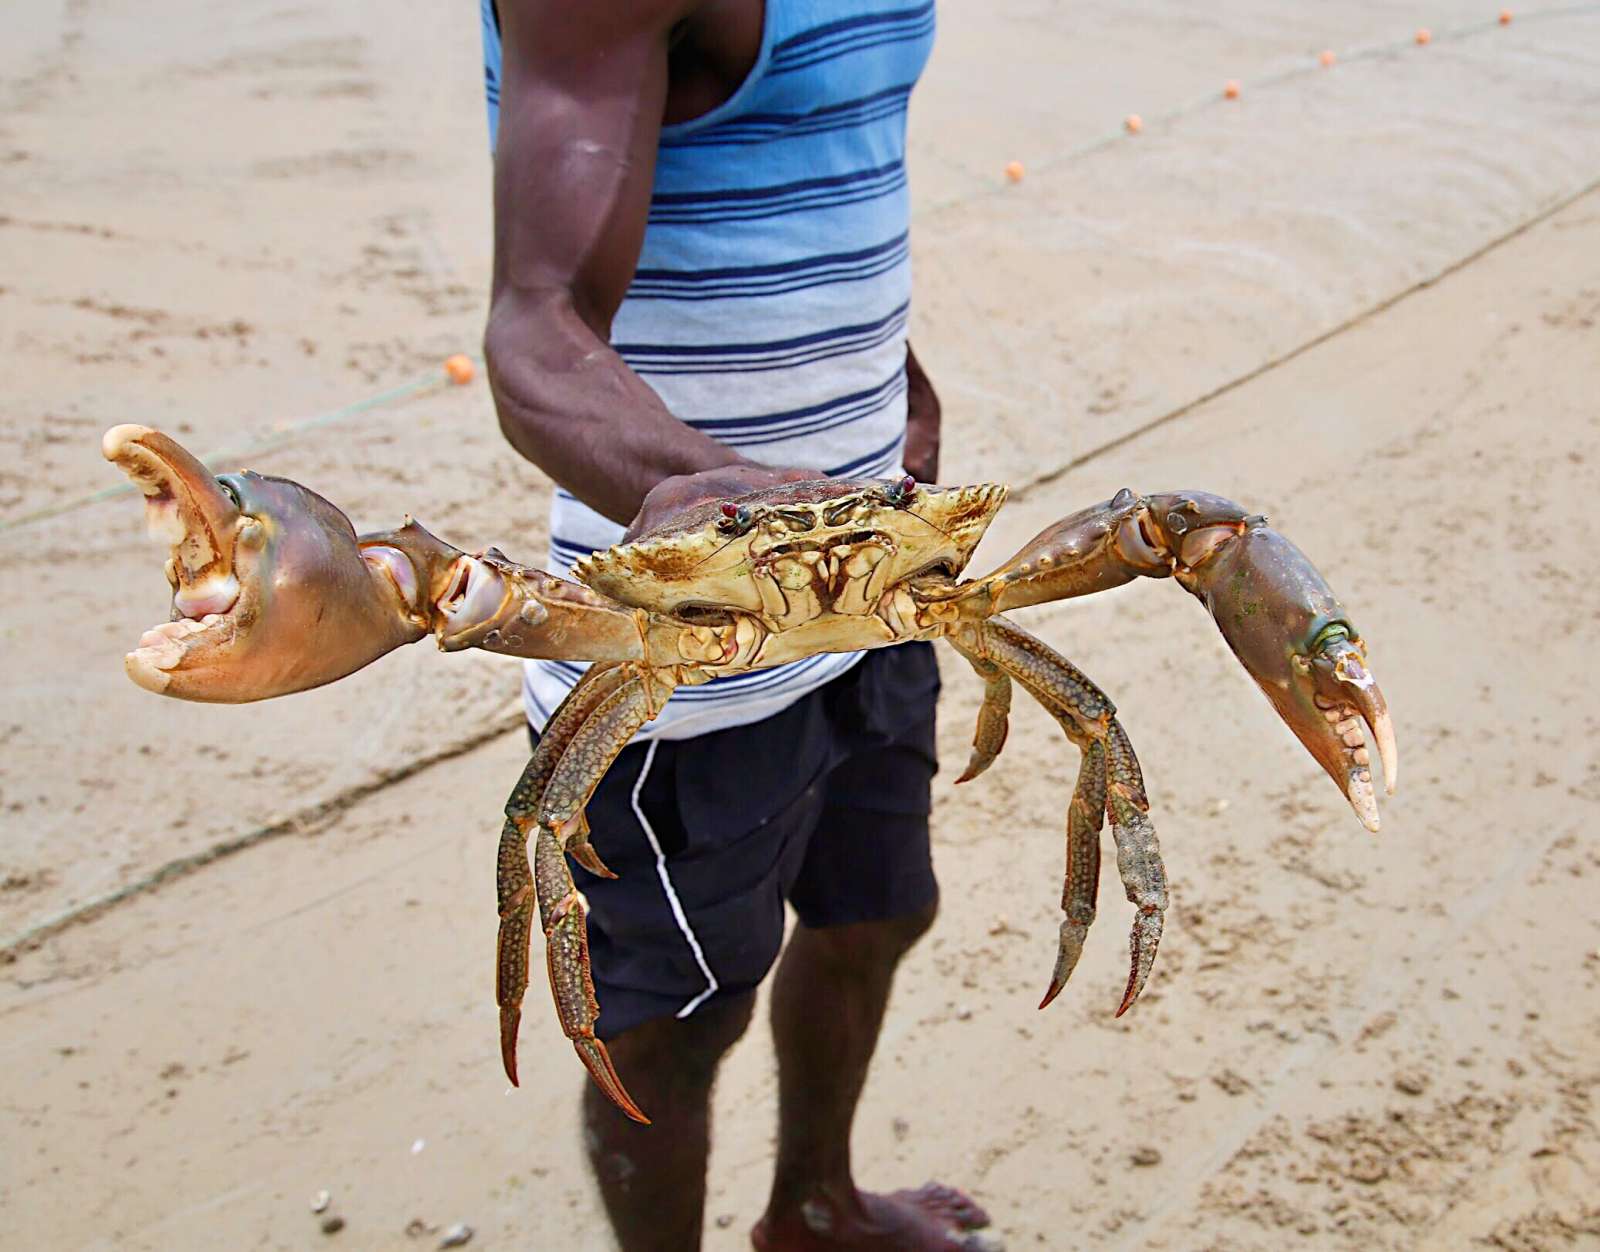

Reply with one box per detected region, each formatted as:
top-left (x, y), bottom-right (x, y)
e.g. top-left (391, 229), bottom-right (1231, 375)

top-left (903, 341), bottom-right (942, 483)
top-left (486, 290), bottom-right (752, 526)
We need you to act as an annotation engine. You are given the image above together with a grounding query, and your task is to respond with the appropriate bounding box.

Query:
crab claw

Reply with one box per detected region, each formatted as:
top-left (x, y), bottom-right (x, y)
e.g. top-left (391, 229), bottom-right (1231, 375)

top-left (104, 424), bottom-right (242, 618)
top-left (1175, 521), bottom-right (1398, 832)
top-left (103, 425), bottom-right (428, 702)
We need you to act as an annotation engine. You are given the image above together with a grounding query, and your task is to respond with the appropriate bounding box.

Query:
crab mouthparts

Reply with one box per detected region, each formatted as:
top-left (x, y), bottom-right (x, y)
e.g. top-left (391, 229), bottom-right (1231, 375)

top-left (103, 424), bottom-right (244, 689)
top-left (756, 528), bottom-right (886, 559)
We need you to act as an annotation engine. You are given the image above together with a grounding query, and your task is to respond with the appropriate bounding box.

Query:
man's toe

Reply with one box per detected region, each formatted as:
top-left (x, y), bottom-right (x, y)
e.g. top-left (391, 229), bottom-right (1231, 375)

top-left (905, 1182), bottom-right (991, 1230)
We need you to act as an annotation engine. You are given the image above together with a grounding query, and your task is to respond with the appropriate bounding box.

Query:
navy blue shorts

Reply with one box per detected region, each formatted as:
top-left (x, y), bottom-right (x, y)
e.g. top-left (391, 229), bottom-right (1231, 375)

top-left (531, 642), bottom-right (941, 1040)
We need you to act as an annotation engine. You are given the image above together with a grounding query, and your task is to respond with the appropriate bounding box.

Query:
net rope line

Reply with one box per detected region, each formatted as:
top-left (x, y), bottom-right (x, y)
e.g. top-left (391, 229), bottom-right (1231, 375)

top-left (0, 367), bottom-right (462, 535)
top-left (919, 1), bottom-right (1600, 217)
top-left (3, 2), bottom-right (1595, 539)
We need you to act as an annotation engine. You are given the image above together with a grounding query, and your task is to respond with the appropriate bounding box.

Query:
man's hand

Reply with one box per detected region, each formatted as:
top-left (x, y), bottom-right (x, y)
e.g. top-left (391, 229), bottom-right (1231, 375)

top-left (623, 464), bottom-right (824, 542)
top-left (903, 342), bottom-right (942, 484)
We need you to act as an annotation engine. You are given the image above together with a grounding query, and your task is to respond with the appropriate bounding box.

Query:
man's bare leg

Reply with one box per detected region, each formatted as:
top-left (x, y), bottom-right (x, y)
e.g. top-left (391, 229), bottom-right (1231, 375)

top-left (753, 902), bottom-right (999, 1251)
top-left (583, 991), bottom-right (757, 1252)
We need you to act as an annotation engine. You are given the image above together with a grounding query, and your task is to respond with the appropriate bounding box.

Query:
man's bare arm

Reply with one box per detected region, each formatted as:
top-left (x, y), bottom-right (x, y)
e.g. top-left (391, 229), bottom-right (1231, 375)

top-left (902, 341), bottom-right (941, 483)
top-left (484, 0), bottom-right (774, 526)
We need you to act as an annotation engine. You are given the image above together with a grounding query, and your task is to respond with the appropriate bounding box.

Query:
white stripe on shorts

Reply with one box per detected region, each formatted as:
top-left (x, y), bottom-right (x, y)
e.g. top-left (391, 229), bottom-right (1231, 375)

top-left (629, 739), bottom-right (721, 1018)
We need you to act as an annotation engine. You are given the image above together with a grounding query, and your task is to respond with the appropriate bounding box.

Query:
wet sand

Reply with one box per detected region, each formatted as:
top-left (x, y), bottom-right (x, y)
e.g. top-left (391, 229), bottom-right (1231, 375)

top-left (3, 1), bottom-right (1598, 1248)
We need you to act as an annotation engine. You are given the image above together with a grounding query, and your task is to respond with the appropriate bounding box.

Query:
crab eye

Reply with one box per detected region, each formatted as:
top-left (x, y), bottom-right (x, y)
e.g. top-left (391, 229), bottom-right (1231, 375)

top-left (717, 501), bottom-right (756, 534)
top-left (881, 475), bottom-right (916, 506)
top-left (217, 478), bottom-right (242, 509)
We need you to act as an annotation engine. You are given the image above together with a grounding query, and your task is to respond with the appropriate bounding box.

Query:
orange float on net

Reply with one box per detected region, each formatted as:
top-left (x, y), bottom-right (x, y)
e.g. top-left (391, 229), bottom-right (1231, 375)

top-left (1223, 80), bottom-right (1241, 100)
top-left (1004, 160), bottom-right (1025, 184)
top-left (444, 354), bottom-right (476, 385)
top-left (1415, 27), bottom-right (1432, 44)
top-left (1499, 9), bottom-right (1513, 24)
top-left (1318, 49), bottom-right (1337, 67)
top-left (1124, 114), bottom-right (1143, 135)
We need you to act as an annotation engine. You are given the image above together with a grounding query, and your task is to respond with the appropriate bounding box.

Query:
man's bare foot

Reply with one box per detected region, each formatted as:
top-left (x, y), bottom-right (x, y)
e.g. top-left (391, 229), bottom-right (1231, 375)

top-left (752, 1182), bottom-right (1003, 1251)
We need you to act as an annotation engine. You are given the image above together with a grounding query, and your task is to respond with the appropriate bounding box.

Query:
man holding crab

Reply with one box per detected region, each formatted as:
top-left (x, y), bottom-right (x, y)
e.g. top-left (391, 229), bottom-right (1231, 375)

top-left (478, 1), bottom-right (995, 1248)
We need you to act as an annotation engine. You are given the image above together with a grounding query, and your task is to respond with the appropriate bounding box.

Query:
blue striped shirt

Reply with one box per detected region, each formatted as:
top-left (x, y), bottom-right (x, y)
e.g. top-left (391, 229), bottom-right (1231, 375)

top-left (480, 0), bottom-right (935, 739)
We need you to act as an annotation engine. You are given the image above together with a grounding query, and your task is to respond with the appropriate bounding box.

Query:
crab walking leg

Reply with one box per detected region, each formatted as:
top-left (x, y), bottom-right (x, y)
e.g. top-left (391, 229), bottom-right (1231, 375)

top-left (1004, 676), bottom-right (1112, 1010)
top-left (1103, 719), bottom-right (1167, 1016)
top-left (532, 824), bottom-right (641, 1113)
top-left (970, 616), bottom-right (1168, 1014)
top-left (529, 670), bottom-right (678, 1125)
top-left (493, 817), bottom-right (540, 1085)
top-left (947, 636), bottom-right (1107, 1008)
top-left (973, 616), bottom-right (1115, 739)
top-left (959, 619), bottom-right (1115, 983)
top-left (496, 663), bottom-right (634, 1091)
top-left (1039, 736), bottom-right (1107, 1010)
top-left (950, 649), bottom-right (1013, 785)
top-left (505, 663), bottom-right (636, 882)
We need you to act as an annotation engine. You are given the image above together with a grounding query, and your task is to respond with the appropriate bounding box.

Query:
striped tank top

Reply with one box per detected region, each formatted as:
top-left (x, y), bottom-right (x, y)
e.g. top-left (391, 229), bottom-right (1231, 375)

top-left (480, 0), bottom-right (936, 739)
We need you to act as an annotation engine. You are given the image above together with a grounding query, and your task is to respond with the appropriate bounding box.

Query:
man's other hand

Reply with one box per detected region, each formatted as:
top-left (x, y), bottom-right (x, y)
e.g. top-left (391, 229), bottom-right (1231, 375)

top-left (903, 342), bottom-right (942, 484)
top-left (624, 465), bottom-right (823, 542)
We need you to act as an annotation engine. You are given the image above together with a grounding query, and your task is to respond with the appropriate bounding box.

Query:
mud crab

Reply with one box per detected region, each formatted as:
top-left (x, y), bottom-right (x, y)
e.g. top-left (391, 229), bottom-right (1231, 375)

top-left (103, 424), bottom-right (1396, 1124)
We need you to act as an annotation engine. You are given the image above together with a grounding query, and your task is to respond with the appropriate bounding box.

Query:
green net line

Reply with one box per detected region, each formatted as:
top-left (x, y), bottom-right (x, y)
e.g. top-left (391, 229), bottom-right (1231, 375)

top-left (0, 362), bottom-right (474, 536)
top-left (919, 2), bottom-right (1600, 216)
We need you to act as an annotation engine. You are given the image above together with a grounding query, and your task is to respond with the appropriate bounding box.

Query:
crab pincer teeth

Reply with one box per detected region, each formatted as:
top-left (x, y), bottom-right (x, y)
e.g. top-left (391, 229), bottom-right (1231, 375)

top-left (1331, 648), bottom-right (1398, 796)
top-left (1373, 711), bottom-right (1398, 797)
top-left (1311, 636), bottom-right (1397, 832)
top-left (1347, 770), bottom-right (1381, 834)
top-left (102, 424), bottom-right (242, 611)
top-left (1314, 692), bottom-right (1382, 833)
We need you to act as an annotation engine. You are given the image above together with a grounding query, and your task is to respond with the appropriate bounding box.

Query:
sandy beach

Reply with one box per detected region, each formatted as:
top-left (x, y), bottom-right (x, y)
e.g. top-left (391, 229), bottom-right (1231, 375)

top-left (3, 1), bottom-right (1599, 1248)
